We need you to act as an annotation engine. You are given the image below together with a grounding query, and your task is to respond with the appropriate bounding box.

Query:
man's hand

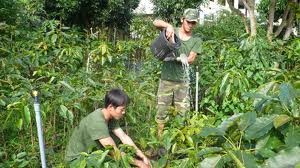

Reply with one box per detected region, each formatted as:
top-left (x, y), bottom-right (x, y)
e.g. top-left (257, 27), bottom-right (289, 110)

top-left (165, 24), bottom-right (174, 40)
top-left (176, 54), bottom-right (188, 65)
top-left (135, 160), bottom-right (150, 168)
top-left (142, 156), bottom-right (151, 166)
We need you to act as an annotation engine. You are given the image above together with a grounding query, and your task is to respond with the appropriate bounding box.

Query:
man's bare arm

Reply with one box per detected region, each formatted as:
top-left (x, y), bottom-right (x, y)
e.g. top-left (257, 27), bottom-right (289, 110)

top-left (113, 128), bottom-right (150, 165)
top-left (153, 19), bottom-right (174, 40)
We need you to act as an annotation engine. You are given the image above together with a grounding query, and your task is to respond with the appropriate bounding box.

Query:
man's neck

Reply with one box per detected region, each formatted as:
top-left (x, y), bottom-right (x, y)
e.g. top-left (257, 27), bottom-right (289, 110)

top-left (179, 27), bottom-right (192, 41)
top-left (101, 108), bottom-right (111, 121)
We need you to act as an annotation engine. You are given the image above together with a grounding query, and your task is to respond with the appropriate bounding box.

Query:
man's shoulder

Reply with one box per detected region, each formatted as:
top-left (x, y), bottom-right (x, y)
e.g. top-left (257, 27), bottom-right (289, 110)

top-left (82, 109), bottom-right (105, 124)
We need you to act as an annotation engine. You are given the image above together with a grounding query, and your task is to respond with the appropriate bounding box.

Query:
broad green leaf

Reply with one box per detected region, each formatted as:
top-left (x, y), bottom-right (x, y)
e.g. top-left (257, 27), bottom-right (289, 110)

top-left (156, 156), bottom-right (167, 168)
top-left (255, 135), bottom-right (270, 155)
top-left (200, 155), bottom-right (223, 168)
top-left (285, 126), bottom-right (300, 149)
top-left (16, 118), bottom-right (23, 130)
top-left (59, 105), bottom-right (68, 119)
top-left (234, 151), bottom-right (257, 168)
top-left (218, 113), bottom-right (243, 132)
top-left (198, 147), bottom-right (223, 157)
top-left (245, 116), bottom-right (275, 140)
top-left (254, 98), bottom-right (270, 112)
top-left (23, 105), bottom-right (31, 125)
top-left (199, 127), bottom-right (225, 137)
top-left (257, 135), bottom-right (284, 158)
top-left (264, 146), bottom-right (300, 168)
top-left (273, 115), bottom-right (291, 129)
top-left (279, 83), bottom-right (296, 107)
top-left (238, 112), bottom-right (256, 131)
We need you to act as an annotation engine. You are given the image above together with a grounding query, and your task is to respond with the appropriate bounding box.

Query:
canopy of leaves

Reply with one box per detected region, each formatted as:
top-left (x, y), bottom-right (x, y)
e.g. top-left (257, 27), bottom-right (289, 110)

top-left (151, 0), bottom-right (205, 25)
top-left (45, 0), bottom-right (140, 29)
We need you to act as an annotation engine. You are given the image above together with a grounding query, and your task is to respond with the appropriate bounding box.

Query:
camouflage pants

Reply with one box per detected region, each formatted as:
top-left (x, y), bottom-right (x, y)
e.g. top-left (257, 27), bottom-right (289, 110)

top-left (155, 79), bottom-right (190, 124)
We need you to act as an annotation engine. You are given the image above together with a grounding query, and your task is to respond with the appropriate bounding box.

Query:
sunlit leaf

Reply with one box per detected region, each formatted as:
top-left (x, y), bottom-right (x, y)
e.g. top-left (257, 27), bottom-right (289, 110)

top-left (16, 118), bottom-right (23, 130)
top-left (218, 113), bottom-right (243, 132)
top-left (200, 155), bottom-right (223, 168)
top-left (264, 146), bottom-right (300, 168)
top-left (273, 114), bottom-right (291, 129)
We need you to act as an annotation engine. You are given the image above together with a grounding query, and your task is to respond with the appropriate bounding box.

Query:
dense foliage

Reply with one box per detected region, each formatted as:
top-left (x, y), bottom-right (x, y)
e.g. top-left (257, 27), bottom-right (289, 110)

top-left (45, 0), bottom-right (140, 29)
top-left (0, 0), bottom-right (299, 167)
top-left (151, 0), bottom-right (205, 25)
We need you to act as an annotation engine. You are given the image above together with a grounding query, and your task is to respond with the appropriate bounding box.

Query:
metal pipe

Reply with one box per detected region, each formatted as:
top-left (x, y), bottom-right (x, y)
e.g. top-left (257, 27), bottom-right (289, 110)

top-left (32, 90), bottom-right (47, 168)
top-left (195, 66), bottom-right (199, 112)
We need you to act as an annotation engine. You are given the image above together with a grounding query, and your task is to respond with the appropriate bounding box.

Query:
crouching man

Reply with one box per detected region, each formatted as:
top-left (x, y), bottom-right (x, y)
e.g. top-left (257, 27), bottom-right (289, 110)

top-left (65, 88), bottom-right (150, 168)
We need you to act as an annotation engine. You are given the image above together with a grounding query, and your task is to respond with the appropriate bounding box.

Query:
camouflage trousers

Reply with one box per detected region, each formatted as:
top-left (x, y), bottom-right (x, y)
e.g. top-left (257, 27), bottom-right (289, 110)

top-left (155, 79), bottom-right (190, 124)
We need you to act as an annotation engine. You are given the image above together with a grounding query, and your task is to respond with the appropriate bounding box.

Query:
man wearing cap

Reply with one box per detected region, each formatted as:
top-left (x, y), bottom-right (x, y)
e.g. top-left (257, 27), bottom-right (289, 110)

top-left (153, 8), bottom-right (202, 137)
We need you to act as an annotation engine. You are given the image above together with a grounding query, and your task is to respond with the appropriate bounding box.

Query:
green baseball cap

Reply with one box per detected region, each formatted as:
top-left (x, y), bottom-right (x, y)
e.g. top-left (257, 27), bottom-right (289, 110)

top-left (183, 8), bottom-right (199, 22)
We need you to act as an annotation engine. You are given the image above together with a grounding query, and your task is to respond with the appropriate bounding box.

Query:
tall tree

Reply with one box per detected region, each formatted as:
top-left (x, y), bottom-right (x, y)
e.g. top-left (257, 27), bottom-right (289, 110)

top-left (242, 0), bottom-right (257, 37)
top-left (267, 0), bottom-right (277, 41)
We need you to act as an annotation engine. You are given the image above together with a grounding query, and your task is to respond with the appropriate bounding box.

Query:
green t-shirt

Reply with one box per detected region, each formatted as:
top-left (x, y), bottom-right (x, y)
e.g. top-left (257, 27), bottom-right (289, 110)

top-left (65, 109), bottom-right (120, 162)
top-left (161, 28), bottom-right (202, 82)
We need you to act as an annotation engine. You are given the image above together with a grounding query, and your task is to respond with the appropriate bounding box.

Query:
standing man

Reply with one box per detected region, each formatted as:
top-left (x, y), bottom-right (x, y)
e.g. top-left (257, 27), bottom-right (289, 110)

top-left (153, 9), bottom-right (202, 137)
top-left (65, 88), bottom-right (150, 168)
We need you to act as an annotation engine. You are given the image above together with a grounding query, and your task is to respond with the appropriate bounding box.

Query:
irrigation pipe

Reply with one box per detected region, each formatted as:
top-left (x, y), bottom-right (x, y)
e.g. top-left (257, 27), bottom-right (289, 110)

top-left (32, 90), bottom-right (47, 168)
top-left (195, 66), bottom-right (199, 112)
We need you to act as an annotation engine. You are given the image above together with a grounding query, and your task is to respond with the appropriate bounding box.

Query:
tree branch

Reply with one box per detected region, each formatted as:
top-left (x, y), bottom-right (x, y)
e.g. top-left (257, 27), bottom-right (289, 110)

top-left (274, 2), bottom-right (291, 37)
top-left (226, 0), bottom-right (250, 33)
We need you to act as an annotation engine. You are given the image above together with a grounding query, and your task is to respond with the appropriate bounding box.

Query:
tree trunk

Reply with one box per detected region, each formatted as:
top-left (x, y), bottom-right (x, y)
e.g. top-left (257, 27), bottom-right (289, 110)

top-left (283, 0), bottom-right (298, 40)
top-left (274, 2), bottom-right (291, 37)
top-left (267, 0), bottom-right (277, 42)
top-left (226, 0), bottom-right (250, 34)
top-left (242, 0), bottom-right (257, 37)
top-left (283, 8), bottom-right (295, 40)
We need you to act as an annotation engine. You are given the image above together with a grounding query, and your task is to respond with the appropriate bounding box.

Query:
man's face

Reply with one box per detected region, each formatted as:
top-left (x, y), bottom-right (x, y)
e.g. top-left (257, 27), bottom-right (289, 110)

top-left (110, 105), bottom-right (126, 120)
top-left (182, 18), bottom-right (197, 33)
